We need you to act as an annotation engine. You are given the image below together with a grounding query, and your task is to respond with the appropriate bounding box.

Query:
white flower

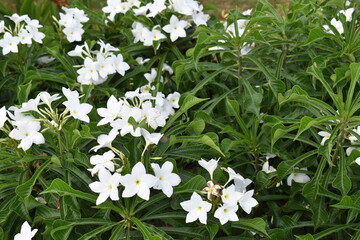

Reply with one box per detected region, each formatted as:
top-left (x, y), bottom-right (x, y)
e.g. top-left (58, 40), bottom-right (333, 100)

top-left (180, 192), bottom-right (212, 224)
top-left (62, 88), bottom-right (93, 123)
top-left (91, 128), bottom-right (118, 152)
top-left (339, 8), bottom-right (354, 22)
top-left (346, 146), bottom-right (360, 156)
top-left (120, 162), bottom-right (157, 200)
top-left (163, 15), bottom-right (188, 42)
top-left (167, 92), bottom-right (180, 108)
top-left (198, 158), bottom-right (219, 179)
top-left (38, 92), bottom-right (60, 108)
top-left (63, 25), bottom-right (85, 42)
top-left (214, 204), bottom-right (239, 225)
top-left (136, 57), bottom-right (150, 65)
top-left (192, 10), bottom-right (210, 26)
top-left (14, 221), bottom-right (37, 240)
top-left (97, 95), bottom-right (123, 126)
top-left (323, 18), bottom-right (344, 35)
top-left (0, 32), bottom-right (20, 55)
top-left (37, 56), bottom-right (55, 64)
top-left (6, 13), bottom-right (29, 24)
top-left (262, 161), bottom-right (276, 174)
top-left (0, 106), bottom-right (7, 128)
top-left (0, 20), bottom-right (5, 33)
top-left (131, 22), bottom-right (150, 43)
top-left (18, 29), bottom-right (32, 44)
top-left (68, 45), bottom-right (85, 57)
top-left (141, 128), bottom-right (163, 146)
top-left (89, 150), bottom-right (116, 176)
top-left (318, 131), bottom-right (331, 145)
top-left (347, 126), bottom-right (360, 144)
top-left (143, 28), bottom-right (166, 46)
top-left (97, 53), bottom-right (116, 78)
top-left (287, 168), bottom-right (311, 186)
top-left (355, 157), bottom-right (360, 165)
top-left (9, 121), bottom-right (45, 151)
top-left (171, 0), bottom-right (200, 16)
top-left (234, 177), bottom-right (252, 193)
top-left (238, 190), bottom-right (258, 214)
top-left (89, 169), bottom-right (121, 205)
top-left (221, 184), bottom-right (242, 205)
top-left (151, 161), bottom-right (181, 197)
top-left (111, 54), bottom-right (130, 76)
top-left (146, 0), bottom-right (166, 17)
top-left (144, 68), bottom-right (163, 83)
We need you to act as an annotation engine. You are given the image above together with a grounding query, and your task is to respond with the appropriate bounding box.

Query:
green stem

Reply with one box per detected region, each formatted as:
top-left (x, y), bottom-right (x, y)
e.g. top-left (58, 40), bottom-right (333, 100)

top-left (332, 119), bottom-right (347, 165)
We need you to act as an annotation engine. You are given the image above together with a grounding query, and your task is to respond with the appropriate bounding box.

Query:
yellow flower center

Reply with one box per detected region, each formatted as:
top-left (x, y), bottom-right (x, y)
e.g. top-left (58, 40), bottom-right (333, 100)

top-left (135, 180), bottom-right (141, 185)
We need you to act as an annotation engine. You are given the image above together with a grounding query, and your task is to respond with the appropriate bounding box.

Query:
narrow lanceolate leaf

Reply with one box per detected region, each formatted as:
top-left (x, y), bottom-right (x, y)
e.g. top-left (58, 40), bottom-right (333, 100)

top-left (233, 218), bottom-right (269, 237)
top-left (347, 63), bottom-right (360, 111)
top-left (41, 178), bottom-right (96, 203)
top-left (331, 196), bottom-right (360, 211)
top-left (295, 116), bottom-right (338, 140)
top-left (16, 159), bottom-right (51, 200)
top-left (312, 197), bottom-right (328, 229)
top-left (302, 157), bottom-right (326, 204)
top-left (296, 234), bottom-right (315, 240)
top-left (131, 217), bottom-right (161, 240)
top-left (332, 150), bottom-right (351, 196)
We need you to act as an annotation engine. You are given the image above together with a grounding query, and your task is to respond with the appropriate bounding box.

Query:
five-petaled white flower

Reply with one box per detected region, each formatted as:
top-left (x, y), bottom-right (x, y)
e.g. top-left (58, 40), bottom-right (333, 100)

top-left (318, 131), bottom-right (331, 145)
top-left (0, 32), bottom-right (20, 55)
top-left (198, 158), bottom-right (219, 179)
top-left (89, 169), bottom-right (121, 205)
top-left (9, 120), bottom-right (45, 151)
top-left (180, 192), bottom-right (212, 224)
top-left (214, 204), bottom-right (239, 225)
top-left (14, 221), bottom-right (38, 240)
top-left (119, 162), bottom-right (157, 200)
top-left (151, 161), bottom-right (181, 197)
top-left (163, 15), bottom-right (188, 42)
top-left (89, 150), bottom-right (116, 176)
top-left (238, 189), bottom-right (258, 214)
top-left (221, 184), bottom-right (242, 205)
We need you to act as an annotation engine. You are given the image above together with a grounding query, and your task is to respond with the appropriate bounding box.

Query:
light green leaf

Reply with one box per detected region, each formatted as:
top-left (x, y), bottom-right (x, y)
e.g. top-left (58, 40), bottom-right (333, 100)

top-left (233, 218), bottom-right (269, 237)
top-left (332, 150), bottom-right (351, 196)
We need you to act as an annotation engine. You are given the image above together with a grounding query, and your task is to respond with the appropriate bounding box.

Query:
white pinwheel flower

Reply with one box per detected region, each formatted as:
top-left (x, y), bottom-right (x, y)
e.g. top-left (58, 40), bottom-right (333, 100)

top-left (131, 22), bottom-right (150, 43)
top-left (9, 120), bottom-right (45, 151)
top-left (221, 184), bottom-right (242, 205)
top-left (63, 25), bottom-right (85, 42)
top-left (38, 92), bottom-right (61, 108)
top-left (0, 32), bottom-right (20, 55)
top-left (318, 131), bottom-right (331, 145)
top-left (234, 177), bottom-right (252, 193)
top-left (62, 88), bottom-right (93, 123)
top-left (0, 106), bottom-right (7, 128)
top-left (163, 15), bottom-right (188, 42)
top-left (119, 162), bottom-right (157, 200)
top-left (97, 53), bottom-right (116, 78)
top-left (111, 54), bottom-right (130, 76)
top-left (180, 192), bottom-right (212, 224)
top-left (151, 161), bottom-right (181, 197)
top-left (89, 150), bottom-right (116, 176)
top-left (238, 189), bottom-right (258, 214)
top-left (214, 204), bottom-right (239, 225)
top-left (97, 95), bottom-right (123, 126)
top-left (14, 221), bottom-right (38, 240)
top-left (198, 158), bottom-right (219, 180)
top-left (68, 44), bottom-right (85, 57)
top-left (287, 167), bottom-right (310, 186)
top-left (167, 92), bottom-right (180, 109)
top-left (91, 128), bottom-right (118, 152)
top-left (89, 169), bottom-right (121, 205)
top-left (18, 29), bottom-right (32, 45)
top-left (143, 28), bottom-right (166, 46)
top-left (141, 128), bottom-right (163, 146)
top-left (339, 8), bottom-right (354, 22)
top-left (192, 10), bottom-right (210, 26)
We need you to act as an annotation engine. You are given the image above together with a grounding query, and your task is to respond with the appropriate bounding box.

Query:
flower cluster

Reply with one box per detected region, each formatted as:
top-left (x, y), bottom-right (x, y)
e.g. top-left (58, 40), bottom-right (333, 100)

top-left (103, 0), bottom-right (209, 48)
top-left (68, 40), bottom-right (130, 85)
top-left (3, 88), bottom-right (92, 151)
top-left (0, 13), bottom-right (45, 55)
top-left (92, 87), bottom-right (180, 152)
top-left (58, 7), bottom-right (89, 42)
top-left (89, 161), bottom-right (181, 205)
top-left (323, 7), bottom-right (354, 35)
top-left (180, 159), bottom-right (258, 225)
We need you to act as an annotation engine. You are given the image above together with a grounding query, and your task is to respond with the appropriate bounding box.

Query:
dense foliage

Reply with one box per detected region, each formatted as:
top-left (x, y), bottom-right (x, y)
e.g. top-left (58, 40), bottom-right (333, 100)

top-left (0, 0), bottom-right (359, 239)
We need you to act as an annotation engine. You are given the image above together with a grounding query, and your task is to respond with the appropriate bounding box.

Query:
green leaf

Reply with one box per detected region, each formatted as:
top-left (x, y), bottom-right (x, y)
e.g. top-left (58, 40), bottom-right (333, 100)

top-left (312, 197), bottom-right (328, 229)
top-left (78, 223), bottom-right (118, 240)
top-left (17, 81), bottom-right (32, 104)
top-left (302, 157), bottom-right (326, 204)
top-left (304, 28), bottom-right (326, 46)
top-left (295, 116), bottom-right (338, 140)
top-left (141, 212), bottom-right (186, 221)
top-left (244, 55), bottom-right (285, 93)
top-left (296, 234), bottom-right (315, 240)
top-left (175, 175), bottom-right (207, 194)
top-left (313, 223), bottom-right (358, 239)
top-left (131, 217), bottom-right (161, 240)
top-left (16, 159), bottom-right (51, 200)
top-left (188, 119), bottom-right (205, 135)
top-left (332, 150), bottom-right (351, 195)
top-left (277, 150), bottom-right (317, 180)
top-left (161, 95), bottom-right (207, 133)
top-left (242, 80), bottom-right (263, 115)
top-left (233, 218), bottom-right (269, 237)
top-left (331, 196), bottom-right (360, 211)
top-left (347, 63), bottom-right (360, 112)
top-left (206, 223), bottom-right (219, 240)
top-left (41, 178), bottom-right (96, 203)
